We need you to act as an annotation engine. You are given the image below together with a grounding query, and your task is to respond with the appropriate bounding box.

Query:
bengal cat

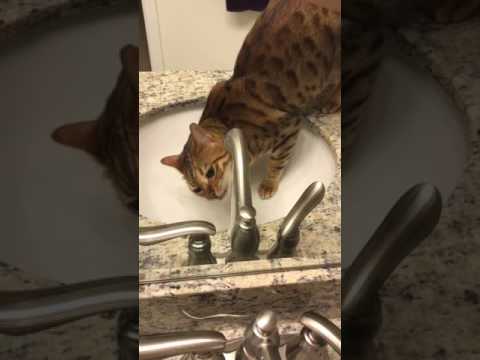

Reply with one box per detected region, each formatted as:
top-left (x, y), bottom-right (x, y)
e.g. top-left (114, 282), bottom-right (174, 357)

top-left (161, 0), bottom-right (341, 200)
top-left (51, 45), bottom-right (139, 211)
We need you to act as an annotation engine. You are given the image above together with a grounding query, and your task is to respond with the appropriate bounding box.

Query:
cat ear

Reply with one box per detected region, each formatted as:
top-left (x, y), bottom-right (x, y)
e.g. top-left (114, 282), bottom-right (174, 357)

top-left (190, 123), bottom-right (214, 146)
top-left (51, 120), bottom-right (99, 157)
top-left (120, 45), bottom-right (139, 92)
top-left (161, 155), bottom-right (181, 170)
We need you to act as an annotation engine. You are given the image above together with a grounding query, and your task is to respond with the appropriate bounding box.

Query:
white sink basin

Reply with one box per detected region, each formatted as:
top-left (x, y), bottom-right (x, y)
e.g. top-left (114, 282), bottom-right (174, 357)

top-left (342, 43), bottom-right (468, 268)
top-left (0, 7), bottom-right (138, 283)
top-left (140, 106), bottom-right (336, 232)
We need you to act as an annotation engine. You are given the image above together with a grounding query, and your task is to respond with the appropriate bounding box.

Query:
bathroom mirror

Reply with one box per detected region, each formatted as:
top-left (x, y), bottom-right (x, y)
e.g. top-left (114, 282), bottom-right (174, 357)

top-left (138, 72), bottom-right (341, 282)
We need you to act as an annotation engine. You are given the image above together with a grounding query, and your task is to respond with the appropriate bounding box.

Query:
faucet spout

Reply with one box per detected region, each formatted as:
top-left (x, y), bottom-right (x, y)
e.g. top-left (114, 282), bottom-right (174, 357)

top-left (224, 128), bottom-right (260, 262)
top-left (236, 310), bottom-right (282, 360)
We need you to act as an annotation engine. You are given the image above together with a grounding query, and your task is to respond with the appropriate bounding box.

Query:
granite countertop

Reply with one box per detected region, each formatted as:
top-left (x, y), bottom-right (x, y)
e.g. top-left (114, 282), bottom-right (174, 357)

top-left (375, 19), bottom-right (480, 359)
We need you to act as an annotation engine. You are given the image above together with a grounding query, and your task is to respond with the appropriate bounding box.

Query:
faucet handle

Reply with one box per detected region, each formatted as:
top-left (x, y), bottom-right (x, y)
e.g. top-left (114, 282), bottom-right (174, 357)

top-left (139, 221), bottom-right (216, 245)
top-left (139, 330), bottom-right (226, 359)
top-left (342, 183), bottom-right (442, 320)
top-left (287, 312), bottom-right (341, 360)
top-left (300, 312), bottom-right (341, 355)
top-left (0, 276), bottom-right (137, 335)
top-left (268, 182), bottom-right (326, 259)
top-left (140, 221), bottom-right (217, 265)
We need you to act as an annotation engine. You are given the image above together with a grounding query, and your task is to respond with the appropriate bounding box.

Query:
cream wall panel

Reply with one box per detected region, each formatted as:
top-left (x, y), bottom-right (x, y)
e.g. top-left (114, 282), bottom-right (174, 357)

top-left (142, 0), bottom-right (165, 71)
top-left (154, 0), bottom-right (259, 70)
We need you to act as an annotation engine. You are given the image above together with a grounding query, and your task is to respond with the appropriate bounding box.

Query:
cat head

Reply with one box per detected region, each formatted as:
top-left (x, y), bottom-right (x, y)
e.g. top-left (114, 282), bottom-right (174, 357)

top-left (51, 44), bottom-right (139, 210)
top-left (51, 44), bottom-right (138, 160)
top-left (161, 123), bottom-right (232, 200)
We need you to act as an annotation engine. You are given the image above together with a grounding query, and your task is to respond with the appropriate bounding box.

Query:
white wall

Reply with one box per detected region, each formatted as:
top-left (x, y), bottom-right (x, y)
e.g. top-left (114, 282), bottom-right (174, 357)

top-left (142, 0), bottom-right (259, 71)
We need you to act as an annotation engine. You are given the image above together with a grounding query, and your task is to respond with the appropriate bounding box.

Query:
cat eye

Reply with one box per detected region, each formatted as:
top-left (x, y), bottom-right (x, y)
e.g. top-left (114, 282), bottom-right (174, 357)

top-left (206, 167), bottom-right (215, 179)
top-left (193, 187), bottom-right (202, 193)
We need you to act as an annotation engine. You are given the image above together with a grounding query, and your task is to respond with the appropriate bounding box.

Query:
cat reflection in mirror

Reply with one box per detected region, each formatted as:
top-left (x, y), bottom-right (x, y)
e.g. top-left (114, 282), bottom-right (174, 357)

top-left (51, 45), bottom-right (139, 211)
top-left (161, 0), bottom-right (341, 200)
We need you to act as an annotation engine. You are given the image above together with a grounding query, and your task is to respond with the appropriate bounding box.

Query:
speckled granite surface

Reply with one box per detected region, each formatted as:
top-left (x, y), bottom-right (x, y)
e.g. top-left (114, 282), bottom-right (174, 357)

top-left (139, 71), bottom-right (341, 274)
top-left (140, 264), bottom-right (340, 335)
top-left (374, 20), bottom-right (480, 359)
top-left (140, 264), bottom-right (340, 359)
top-left (0, 262), bottom-right (120, 360)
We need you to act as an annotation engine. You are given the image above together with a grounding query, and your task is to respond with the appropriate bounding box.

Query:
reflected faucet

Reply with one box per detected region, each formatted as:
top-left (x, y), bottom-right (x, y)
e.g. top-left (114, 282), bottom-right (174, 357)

top-left (224, 128), bottom-right (260, 262)
top-left (139, 221), bottom-right (217, 265)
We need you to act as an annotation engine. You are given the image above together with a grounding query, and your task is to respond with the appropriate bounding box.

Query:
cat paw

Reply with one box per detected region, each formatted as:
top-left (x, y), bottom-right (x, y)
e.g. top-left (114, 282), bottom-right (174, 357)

top-left (258, 180), bottom-right (278, 200)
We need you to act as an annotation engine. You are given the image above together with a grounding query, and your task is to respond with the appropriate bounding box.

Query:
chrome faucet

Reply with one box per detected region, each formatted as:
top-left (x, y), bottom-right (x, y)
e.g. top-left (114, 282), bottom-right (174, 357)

top-left (236, 310), bottom-right (282, 360)
top-left (142, 130), bottom-right (326, 264)
top-left (287, 312), bottom-right (341, 359)
top-left (342, 183), bottom-right (442, 359)
top-left (0, 276), bottom-right (137, 335)
top-left (342, 183), bottom-right (442, 319)
top-left (0, 277), bottom-right (140, 360)
top-left (224, 128), bottom-right (260, 262)
top-left (137, 310), bottom-right (340, 360)
top-left (139, 330), bottom-right (227, 359)
top-left (139, 221), bottom-right (217, 266)
top-left (224, 128), bottom-right (326, 261)
top-left (268, 181), bottom-right (326, 259)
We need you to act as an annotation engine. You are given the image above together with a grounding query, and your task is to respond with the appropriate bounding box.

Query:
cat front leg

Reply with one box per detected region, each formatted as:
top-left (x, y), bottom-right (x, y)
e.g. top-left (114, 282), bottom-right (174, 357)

top-left (258, 124), bottom-right (300, 199)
